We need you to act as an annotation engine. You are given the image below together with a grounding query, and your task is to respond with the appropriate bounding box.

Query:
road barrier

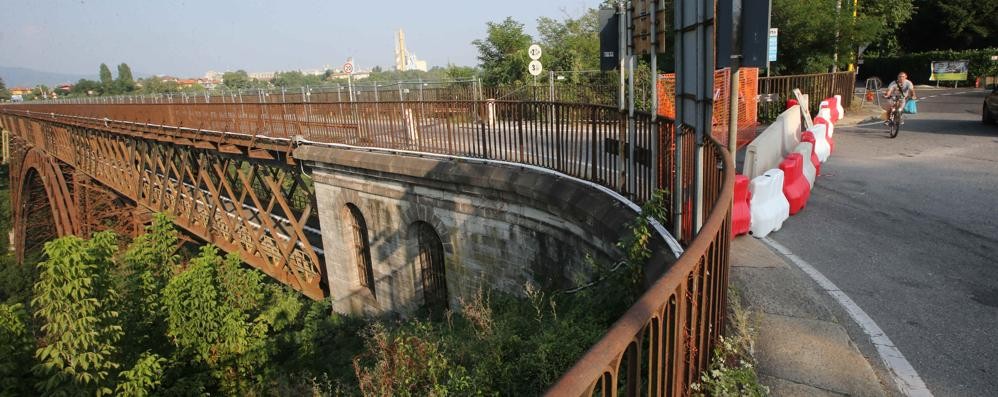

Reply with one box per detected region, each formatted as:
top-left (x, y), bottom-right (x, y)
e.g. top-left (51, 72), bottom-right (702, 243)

top-left (815, 114), bottom-right (835, 153)
top-left (743, 105), bottom-right (803, 180)
top-left (808, 124), bottom-right (832, 163)
top-left (793, 141), bottom-right (818, 187)
top-left (780, 153), bottom-right (811, 215)
top-left (738, 95), bottom-right (843, 240)
top-left (748, 169), bottom-right (790, 238)
top-left (800, 131), bottom-right (822, 175)
top-left (733, 175), bottom-right (751, 236)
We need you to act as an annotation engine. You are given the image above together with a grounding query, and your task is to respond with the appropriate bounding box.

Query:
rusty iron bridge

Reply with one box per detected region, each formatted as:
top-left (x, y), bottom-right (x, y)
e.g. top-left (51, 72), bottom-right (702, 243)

top-left (0, 96), bottom-right (732, 395)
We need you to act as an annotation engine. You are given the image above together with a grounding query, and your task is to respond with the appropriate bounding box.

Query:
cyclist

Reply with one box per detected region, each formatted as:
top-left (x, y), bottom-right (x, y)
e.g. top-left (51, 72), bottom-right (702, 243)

top-left (883, 72), bottom-right (917, 124)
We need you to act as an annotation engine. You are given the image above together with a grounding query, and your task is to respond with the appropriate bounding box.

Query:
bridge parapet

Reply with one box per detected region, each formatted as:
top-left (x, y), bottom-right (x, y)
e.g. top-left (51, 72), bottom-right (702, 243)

top-left (294, 143), bottom-right (682, 316)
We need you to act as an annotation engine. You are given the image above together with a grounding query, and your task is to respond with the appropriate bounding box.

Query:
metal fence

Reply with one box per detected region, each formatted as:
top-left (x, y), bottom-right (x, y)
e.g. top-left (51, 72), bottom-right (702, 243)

top-left (547, 136), bottom-right (731, 395)
top-left (757, 71), bottom-right (856, 121)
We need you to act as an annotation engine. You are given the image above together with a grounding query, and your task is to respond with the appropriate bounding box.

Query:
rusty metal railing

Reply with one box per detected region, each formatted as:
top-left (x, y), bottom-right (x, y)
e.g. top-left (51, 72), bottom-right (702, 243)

top-left (1, 100), bottom-right (732, 395)
top-left (2, 101), bottom-right (676, 206)
top-left (546, 136), bottom-right (732, 396)
top-left (758, 71), bottom-right (856, 120)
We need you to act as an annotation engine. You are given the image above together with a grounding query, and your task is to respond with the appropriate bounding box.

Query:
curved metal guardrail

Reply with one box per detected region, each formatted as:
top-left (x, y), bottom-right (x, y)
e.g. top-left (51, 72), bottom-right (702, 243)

top-left (546, 136), bottom-right (732, 396)
top-left (0, 100), bottom-right (732, 395)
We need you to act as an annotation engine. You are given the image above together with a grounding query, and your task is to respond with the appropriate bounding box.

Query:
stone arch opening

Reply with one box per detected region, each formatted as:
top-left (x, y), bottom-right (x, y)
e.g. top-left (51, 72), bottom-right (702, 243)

top-left (411, 221), bottom-right (448, 316)
top-left (343, 203), bottom-right (375, 297)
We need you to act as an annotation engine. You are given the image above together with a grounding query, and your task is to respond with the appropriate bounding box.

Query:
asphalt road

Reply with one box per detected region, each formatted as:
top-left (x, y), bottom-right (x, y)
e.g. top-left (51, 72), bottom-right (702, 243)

top-left (768, 88), bottom-right (998, 396)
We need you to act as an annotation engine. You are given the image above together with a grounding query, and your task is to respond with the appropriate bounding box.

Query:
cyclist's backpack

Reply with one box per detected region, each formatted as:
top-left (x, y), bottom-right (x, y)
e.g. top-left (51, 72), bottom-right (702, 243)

top-left (903, 100), bottom-right (918, 114)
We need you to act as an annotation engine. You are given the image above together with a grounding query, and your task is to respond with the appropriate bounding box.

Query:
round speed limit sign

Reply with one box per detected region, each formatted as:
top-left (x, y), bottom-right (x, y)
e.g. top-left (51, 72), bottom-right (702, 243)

top-left (528, 60), bottom-right (543, 76)
top-left (343, 62), bottom-right (354, 74)
top-left (528, 44), bottom-right (542, 60)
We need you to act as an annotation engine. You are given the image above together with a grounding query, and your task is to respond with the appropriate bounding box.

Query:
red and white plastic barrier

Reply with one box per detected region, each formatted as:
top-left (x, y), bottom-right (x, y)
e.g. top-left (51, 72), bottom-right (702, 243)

top-left (749, 169), bottom-right (790, 238)
top-left (736, 96), bottom-right (845, 239)
top-left (807, 124), bottom-right (832, 163)
top-left (833, 95), bottom-right (845, 121)
top-left (799, 130), bottom-right (822, 175)
top-left (792, 141), bottom-right (817, 187)
top-left (819, 98), bottom-right (840, 123)
top-left (733, 174), bottom-right (751, 236)
top-left (779, 153), bottom-right (811, 215)
top-left (814, 112), bottom-right (835, 153)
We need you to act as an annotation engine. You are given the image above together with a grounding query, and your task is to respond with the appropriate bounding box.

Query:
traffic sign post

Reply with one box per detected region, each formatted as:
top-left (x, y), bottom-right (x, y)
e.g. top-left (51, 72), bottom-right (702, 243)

top-left (342, 61), bottom-right (354, 75)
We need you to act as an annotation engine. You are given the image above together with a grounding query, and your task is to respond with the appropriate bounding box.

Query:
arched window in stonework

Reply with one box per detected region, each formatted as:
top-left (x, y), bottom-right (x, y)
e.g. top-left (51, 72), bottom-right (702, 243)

top-left (344, 203), bottom-right (375, 296)
top-left (413, 221), bottom-right (447, 314)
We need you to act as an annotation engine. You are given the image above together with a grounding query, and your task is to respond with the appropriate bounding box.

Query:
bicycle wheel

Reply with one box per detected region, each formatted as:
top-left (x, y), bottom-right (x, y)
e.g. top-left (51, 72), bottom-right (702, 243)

top-left (889, 110), bottom-right (900, 138)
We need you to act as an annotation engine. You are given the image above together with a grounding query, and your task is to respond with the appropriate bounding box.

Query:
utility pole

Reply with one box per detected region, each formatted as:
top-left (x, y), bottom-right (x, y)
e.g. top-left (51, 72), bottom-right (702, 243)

top-left (833, 0), bottom-right (841, 72)
top-left (618, 0), bottom-right (627, 193)
top-left (848, 0), bottom-right (858, 71)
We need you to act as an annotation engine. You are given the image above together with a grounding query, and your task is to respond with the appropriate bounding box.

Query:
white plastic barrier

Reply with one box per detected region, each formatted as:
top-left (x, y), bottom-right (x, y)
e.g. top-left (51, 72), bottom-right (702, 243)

top-left (743, 105), bottom-right (803, 180)
top-left (817, 107), bottom-right (835, 138)
top-left (792, 142), bottom-right (817, 188)
top-left (809, 124), bottom-right (832, 163)
top-left (834, 95), bottom-right (845, 121)
top-left (749, 169), bottom-right (791, 238)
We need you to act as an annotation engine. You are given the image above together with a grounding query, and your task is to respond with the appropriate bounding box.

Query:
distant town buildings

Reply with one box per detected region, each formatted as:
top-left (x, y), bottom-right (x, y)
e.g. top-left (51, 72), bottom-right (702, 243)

top-left (9, 87), bottom-right (32, 96)
top-left (155, 75), bottom-right (221, 89)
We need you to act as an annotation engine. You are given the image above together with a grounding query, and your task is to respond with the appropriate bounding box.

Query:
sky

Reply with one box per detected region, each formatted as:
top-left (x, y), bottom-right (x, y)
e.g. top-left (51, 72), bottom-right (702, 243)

top-left (0, 0), bottom-right (602, 78)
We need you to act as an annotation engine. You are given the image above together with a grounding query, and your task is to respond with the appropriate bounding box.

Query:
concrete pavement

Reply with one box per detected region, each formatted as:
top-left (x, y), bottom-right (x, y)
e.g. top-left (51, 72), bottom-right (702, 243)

top-left (727, 94), bottom-right (949, 397)
top-left (731, 236), bottom-right (895, 396)
top-left (737, 88), bottom-right (998, 396)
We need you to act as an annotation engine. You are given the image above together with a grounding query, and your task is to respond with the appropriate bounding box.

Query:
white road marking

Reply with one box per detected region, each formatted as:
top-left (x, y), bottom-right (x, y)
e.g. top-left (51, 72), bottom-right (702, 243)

top-left (760, 237), bottom-right (934, 397)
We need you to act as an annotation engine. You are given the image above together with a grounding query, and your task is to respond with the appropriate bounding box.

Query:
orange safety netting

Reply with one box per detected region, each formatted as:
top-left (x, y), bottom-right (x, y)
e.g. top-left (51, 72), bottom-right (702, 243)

top-left (658, 67), bottom-right (759, 148)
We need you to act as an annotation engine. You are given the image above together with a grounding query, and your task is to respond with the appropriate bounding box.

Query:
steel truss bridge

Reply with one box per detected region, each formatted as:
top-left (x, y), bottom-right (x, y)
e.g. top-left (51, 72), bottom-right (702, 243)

top-left (1, 97), bottom-right (732, 396)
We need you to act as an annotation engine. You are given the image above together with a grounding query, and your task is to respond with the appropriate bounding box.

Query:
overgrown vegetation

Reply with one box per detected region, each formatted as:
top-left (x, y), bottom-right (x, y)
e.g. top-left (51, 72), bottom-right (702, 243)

top-left (0, 175), bottom-right (669, 395)
top-left (691, 289), bottom-right (768, 397)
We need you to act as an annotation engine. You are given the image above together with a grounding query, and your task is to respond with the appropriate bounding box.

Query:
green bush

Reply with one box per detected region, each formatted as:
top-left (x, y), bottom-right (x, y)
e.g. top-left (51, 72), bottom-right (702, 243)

top-left (859, 48), bottom-right (998, 85)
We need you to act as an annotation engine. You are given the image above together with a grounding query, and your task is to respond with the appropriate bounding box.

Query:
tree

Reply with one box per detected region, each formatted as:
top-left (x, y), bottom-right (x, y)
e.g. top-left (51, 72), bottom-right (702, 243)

top-left (445, 64), bottom-right (478, 80)
top-left (536, 10), bottom-right (601, 82)
top-left (900, 0), bottom-right (998, 52)
top-left (117, 214), bottom-right (180, 362)
top-left (99, 63), bottom-right (114, 94)
top-left (71, 79), bottom-right (102, 96)
top-left (0, 77), bottom-right (10, 101)
top-left (0, 303), bottom-right (34, 396)
top-left (472, 17), bottom-right (534, 85)
top-left (222, 70), bottom-right (252, 89)
top-left (771, 0), bottom-right (881, 73)
top-left (858, 0), bottom-right (915, 55)
top-left (162, 246), bottom-right (302, 393)
top-left (30, 85), bottom-right (50, 100)
top-left (116, 63), bottom-right (136, 93)
top-left (32, 232), bottom-right (122, 396)
top-left (272, 70), bottom-right (323, 88)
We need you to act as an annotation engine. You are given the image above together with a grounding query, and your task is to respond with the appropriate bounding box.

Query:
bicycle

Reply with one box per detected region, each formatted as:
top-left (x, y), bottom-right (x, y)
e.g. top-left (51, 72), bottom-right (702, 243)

top-left (885, 94), bottom-right (904, 138)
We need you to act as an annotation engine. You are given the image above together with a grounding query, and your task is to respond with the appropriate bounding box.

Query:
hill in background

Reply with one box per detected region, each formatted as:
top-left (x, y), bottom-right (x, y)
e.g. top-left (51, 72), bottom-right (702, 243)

top-left (0, 65), bottom-right (95, 87)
